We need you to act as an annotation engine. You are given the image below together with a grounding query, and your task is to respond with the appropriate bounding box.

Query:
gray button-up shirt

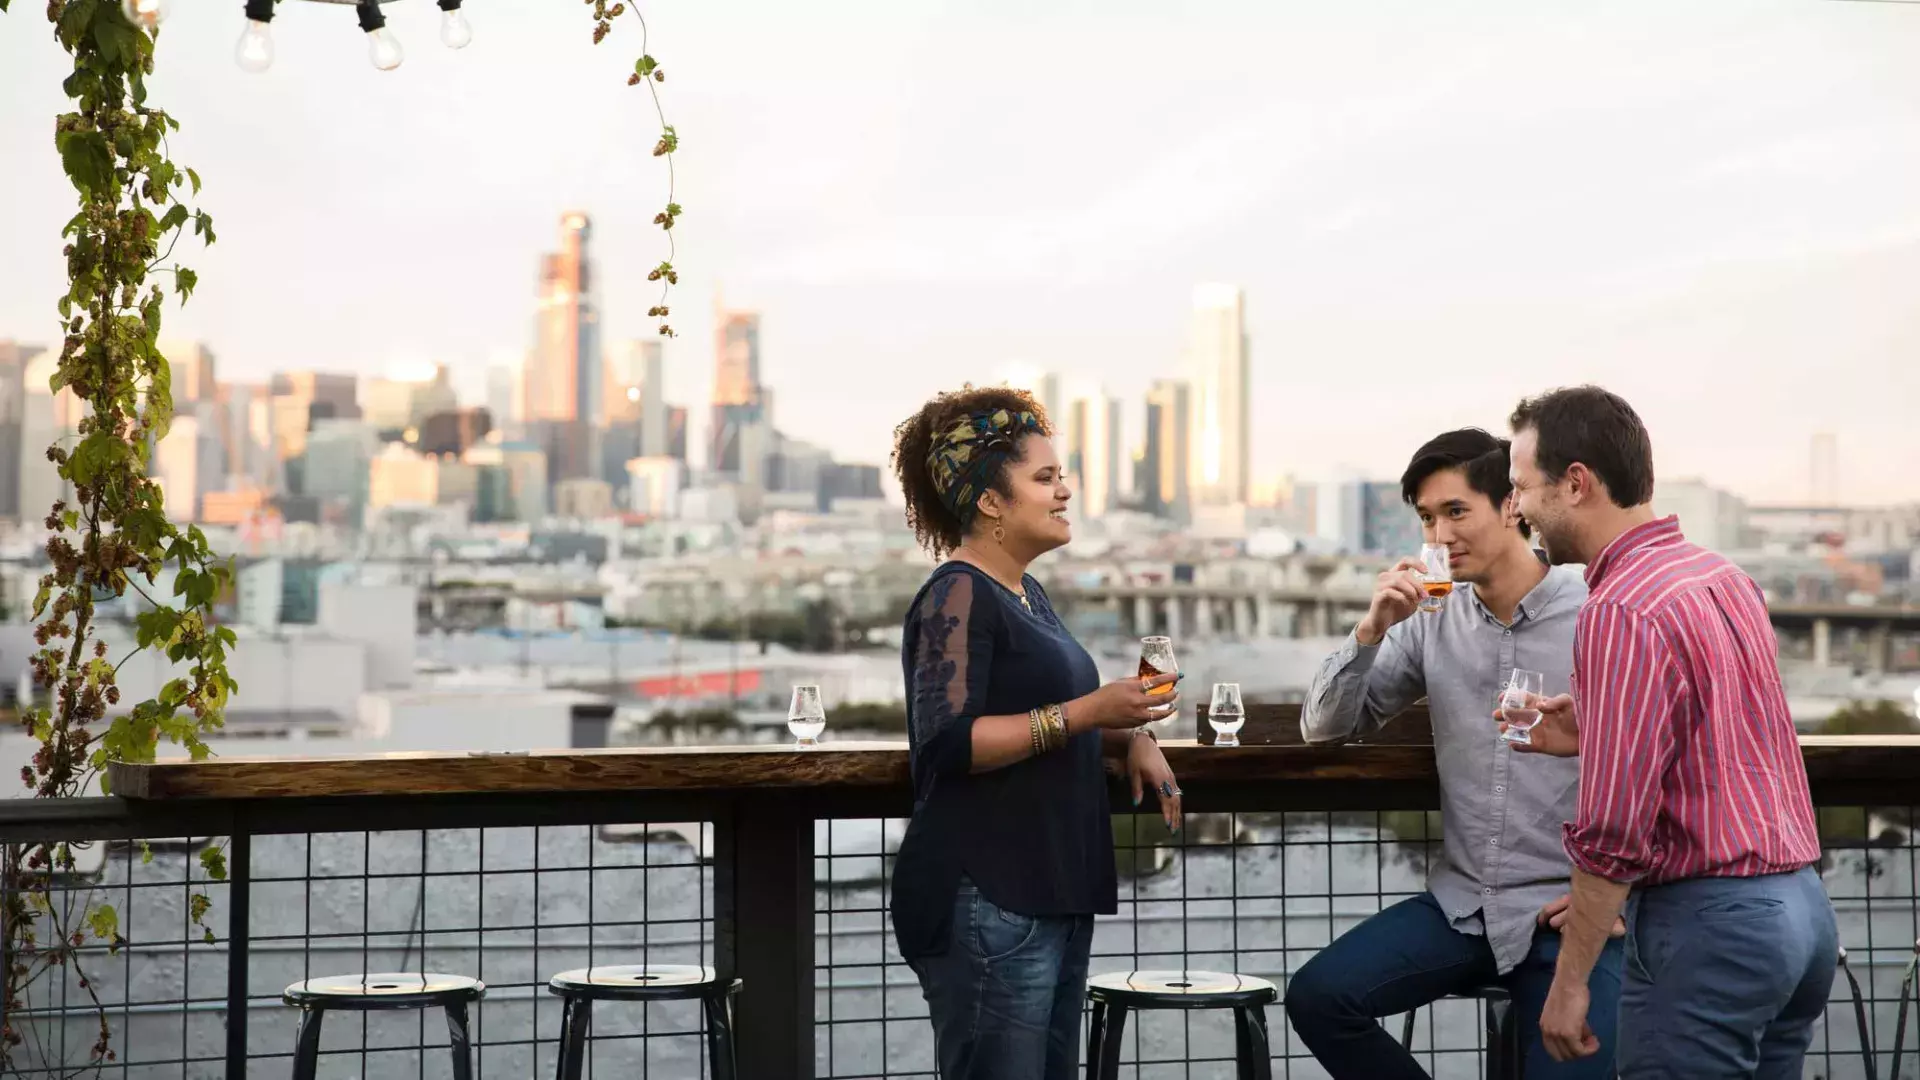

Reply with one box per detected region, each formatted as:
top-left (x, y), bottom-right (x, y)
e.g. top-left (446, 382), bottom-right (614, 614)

top-left (1301, 565), bottom-right (1587, 974)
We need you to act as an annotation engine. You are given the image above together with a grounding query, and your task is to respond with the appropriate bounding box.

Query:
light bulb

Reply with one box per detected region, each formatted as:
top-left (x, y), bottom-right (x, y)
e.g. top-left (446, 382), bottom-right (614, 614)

top-left (235, 20), bottom-right (274, 73)
top-left (439, 8), bottom-right (473, 50)
top-left (367, 27), bottom-right (404, 71)
top-left (120, 0), bottom-right (170, 31)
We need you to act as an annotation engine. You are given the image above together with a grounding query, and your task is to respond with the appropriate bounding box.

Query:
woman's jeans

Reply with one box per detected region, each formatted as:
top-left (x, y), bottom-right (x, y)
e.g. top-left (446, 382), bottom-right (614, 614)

top-left (907, 878), bottom-right (1096, 1080)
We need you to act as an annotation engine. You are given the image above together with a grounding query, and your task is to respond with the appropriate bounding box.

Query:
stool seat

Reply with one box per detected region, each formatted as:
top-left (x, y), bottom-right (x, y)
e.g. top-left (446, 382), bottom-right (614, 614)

top-left (1086, 970), bottom-right (1276, 1079)
top-left (1087, 969), bottom-right (1278, 1010)
top-left (548, 964), bottom-right (737, 1002)
top-left (285, 972), bottom-right (483, 1080)
top-left (548, 964), bottom-right (740, 1080)
top-left (284, 972), bottom-right (486, 1011)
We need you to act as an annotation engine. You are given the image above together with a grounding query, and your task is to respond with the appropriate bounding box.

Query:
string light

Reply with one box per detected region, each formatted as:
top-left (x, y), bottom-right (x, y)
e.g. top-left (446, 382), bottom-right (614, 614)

top-left (231, 0), bottom-right (472, 72)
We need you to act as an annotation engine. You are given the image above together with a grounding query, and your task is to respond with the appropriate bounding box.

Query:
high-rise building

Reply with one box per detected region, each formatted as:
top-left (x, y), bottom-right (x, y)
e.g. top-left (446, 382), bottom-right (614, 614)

top-left (1061, 386), bottom-right (1121, 519)
top-left (269, 371), bottom-right (360, 467)
top-left (1314, 479), bottom-right (1420, 556)
top-left (710, 308), bottom-right (768, 478)
top-left (526, 212), bottom-right (602, 481)
top-left (626, 457), bottom-right (686, 518)
top-left (665, 406), bottom-right (688, 465)
top-left (159, 341), bottom-right (216, 406)
top-left (17, 348), bottom-right (76, 528)
top-left (466, 439), bottom-right (549, 522)
top-left (997, 364), bottom-right (1064, 428)
top-left (485, 359), bottom-right (522, 438)
top-left (1810, 432), bottom-right (1839, 507)
top-left (154, 413), bottom-right (224, 522)
top-left (0, 341), bottom-right (45, 520)
top-left (1185, 284), bottom-right (1250, 507)
top-left (1143, 380), bottom-right (1191, 523)
top-left (218, 382), bottom-right (276, 492)
top-left (302, 419), bottom-right (377, 526)
top-left (417, 408), bottom-right (493, 458)
top-left (823, 462), bottom-right (884, 505)
top-left (603, 340), bottom-right (669, 486)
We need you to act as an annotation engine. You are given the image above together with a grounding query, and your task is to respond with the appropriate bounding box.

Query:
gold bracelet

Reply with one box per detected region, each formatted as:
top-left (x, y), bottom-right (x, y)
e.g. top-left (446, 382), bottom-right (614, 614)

top-left (1042, 703), bottom-right (1067, 752)
top-left (1028, 709), bottom-right (1044, 756)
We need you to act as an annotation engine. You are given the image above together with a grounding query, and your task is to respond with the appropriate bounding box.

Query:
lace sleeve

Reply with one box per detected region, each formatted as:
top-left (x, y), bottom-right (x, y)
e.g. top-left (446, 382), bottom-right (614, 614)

top-left (906, 570), bottom-right (997, 779)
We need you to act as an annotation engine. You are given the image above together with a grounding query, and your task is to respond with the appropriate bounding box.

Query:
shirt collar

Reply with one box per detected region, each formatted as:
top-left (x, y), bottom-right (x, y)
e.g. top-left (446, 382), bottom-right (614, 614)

top-left (1466, 549), bottom-right (1563, 626)
top-left (1584, 515), bottom-right (1683, 589)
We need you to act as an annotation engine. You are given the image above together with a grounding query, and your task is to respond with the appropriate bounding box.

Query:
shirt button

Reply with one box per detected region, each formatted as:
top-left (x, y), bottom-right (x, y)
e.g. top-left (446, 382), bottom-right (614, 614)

top-left (1489, 838), bottom-right (1498, 846)
top-left (1494, 786), bottom-right (1505, 794)
top-left (1483, 887), bottom-right (1494, 896)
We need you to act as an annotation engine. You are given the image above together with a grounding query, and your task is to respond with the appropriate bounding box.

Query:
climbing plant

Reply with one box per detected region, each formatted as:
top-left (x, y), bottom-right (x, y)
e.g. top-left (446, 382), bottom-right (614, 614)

top-left (590, 0), bottom-right (683, 338)
top-left (1, 0), bottom-right (238, 1072)
top-left (0, 0), bottom-right (684, 1071)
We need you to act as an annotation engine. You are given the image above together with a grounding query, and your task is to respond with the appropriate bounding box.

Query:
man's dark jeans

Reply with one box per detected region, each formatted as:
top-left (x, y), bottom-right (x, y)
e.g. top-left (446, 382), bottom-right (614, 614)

top-left (1285, 892), bottom-right (1624, 1078)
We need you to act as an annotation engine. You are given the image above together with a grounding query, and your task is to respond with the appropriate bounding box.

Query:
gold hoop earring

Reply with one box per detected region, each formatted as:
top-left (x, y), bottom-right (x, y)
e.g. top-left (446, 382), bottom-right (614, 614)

top-left (992, 522), bottom-right (1006, 546)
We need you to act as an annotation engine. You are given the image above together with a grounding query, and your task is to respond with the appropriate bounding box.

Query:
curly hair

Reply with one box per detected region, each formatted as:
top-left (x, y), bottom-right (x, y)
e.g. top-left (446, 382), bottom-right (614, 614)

top-left (891, 384), bottom-right (1053, 558)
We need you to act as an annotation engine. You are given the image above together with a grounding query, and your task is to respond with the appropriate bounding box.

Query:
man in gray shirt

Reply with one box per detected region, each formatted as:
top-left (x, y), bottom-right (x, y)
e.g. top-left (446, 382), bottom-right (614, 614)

top-left (1283, 428), bottom-right (1624, 1080)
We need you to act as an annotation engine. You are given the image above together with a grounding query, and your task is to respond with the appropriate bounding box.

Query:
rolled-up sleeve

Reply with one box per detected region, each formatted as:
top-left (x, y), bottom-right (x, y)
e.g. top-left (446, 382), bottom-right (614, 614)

top-left (906, 572), bottom-right (998, 780)
top-left (1562, 602), bottom-right (1684, 883)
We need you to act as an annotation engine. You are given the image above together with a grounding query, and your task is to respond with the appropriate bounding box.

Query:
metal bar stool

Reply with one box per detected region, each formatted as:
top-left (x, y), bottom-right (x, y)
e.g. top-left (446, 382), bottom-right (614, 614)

top-left (1085, 970), bottom-right (1278, 1080)
top-left (1399, 984), bottom-right (1520, 1080)
top-left (547, 964), bottom-right (741, 1080)
top-left (283, 972), bottom-right (485, 1080)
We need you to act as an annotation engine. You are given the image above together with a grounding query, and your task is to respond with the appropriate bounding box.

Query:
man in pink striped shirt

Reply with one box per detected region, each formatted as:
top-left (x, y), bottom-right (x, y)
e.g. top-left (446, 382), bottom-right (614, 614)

top-left (1503, 386), bottom-right (1835, 1078)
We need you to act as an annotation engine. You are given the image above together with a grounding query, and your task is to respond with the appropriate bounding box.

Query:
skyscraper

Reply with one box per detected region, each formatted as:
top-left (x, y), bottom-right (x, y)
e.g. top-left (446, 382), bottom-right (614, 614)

top-left (710, 307), bottom-right (767, 477)
top-left (486, 360), bottom-right (521, 436)
top-left (160, 341), bottom-right (217, 406)
top-left (1144, 379), bottom-right (1191, 523)
top-left (1062, 385), bottom-right (1121, 519)
top-left (526, 212), bottom-right (602, 482)
top-left (1185, 284), bottom-right (1250, 507)
top-left (269, 371), bottom-right (360, 466)
top-left (20, 350), bottom-right (83, 528)
top-left (0, 341), bottom-right (45, 520)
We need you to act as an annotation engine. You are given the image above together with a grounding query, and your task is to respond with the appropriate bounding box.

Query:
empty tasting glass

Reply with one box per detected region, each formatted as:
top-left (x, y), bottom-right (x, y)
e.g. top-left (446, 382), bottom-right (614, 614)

top-left (788, 685), bottom-right (826, 748)
top-left (1417, 543), bottom-right (1454, 613)
top-left (1208, 682), bottom-right (1245, 748)
top-left (1498, 668), bottom-right (1545, 746)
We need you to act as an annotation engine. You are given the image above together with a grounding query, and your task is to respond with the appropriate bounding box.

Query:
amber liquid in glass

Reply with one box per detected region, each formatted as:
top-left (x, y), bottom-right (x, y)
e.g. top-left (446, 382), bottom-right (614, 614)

top-left (1138, 656), bottom-right (1175, 695)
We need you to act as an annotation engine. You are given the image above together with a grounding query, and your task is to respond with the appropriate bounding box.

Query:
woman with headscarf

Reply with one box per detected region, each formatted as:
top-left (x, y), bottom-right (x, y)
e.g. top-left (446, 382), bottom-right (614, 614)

top-left (887, 385), bottom-right (1185, 1080)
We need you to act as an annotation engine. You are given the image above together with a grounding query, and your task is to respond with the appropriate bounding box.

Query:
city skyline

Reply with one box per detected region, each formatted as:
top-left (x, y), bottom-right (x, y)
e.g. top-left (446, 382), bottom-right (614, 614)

top-left (3, 2), bottom-right (1920, 502)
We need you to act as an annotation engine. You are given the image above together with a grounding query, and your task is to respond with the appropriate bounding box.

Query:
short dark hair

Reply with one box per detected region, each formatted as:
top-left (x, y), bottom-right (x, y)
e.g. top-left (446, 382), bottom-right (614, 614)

top-left (1508, 385), bottom-right (1654, 508)
top-left (1400, 428), bottom-right (1528, 537)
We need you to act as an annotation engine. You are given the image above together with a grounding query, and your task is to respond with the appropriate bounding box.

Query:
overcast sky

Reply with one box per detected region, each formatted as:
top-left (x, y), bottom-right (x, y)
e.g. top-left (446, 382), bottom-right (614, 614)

top-left (3, 0), bottom-right (1918, 504)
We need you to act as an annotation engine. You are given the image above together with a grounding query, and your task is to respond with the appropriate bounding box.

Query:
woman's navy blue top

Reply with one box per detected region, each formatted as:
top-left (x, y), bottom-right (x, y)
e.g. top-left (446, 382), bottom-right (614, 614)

top-left (888, 561), bottom-right (1114, 961)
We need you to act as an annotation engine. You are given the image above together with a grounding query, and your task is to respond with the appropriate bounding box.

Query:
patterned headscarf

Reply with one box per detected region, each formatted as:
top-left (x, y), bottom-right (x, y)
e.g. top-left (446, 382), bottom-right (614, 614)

top-left (926, 407), bottom-right (1046, 527)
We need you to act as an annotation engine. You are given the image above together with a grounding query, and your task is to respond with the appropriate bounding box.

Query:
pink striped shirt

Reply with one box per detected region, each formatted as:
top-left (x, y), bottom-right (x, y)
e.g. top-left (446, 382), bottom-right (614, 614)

top-left (1562, 516), bottom-right (1822, 885)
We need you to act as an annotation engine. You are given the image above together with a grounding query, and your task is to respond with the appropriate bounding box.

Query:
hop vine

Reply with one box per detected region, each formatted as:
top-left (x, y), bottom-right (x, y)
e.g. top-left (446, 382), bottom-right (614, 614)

top-left (3, 0), bottom-right (237, 1071)
top-left (592, 0), bottom-right (681, 337)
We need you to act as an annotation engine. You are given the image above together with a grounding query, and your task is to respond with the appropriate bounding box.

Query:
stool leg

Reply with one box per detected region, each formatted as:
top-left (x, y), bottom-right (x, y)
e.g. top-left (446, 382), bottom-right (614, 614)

top-left (1234, 1006), bottom-right (1273, 1080)
top-left (1084, 1000), bottom-right (1108, 1080)
top-left (445, 1000), bottom-right (475, 1080)
top-left (291, 1007), bottom-right (324, 1080)
top-left (555, 995), bottom-right (592, 1080)
top-left (1401, 1007), bottom-right (1417, 1049)
top-left (1092, 1002), bottom-right (1129, 1080)
top-left (1484, 995), bottom-right (1519, 1080)
top-left (703, 987), bottom-right (739, 1080)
